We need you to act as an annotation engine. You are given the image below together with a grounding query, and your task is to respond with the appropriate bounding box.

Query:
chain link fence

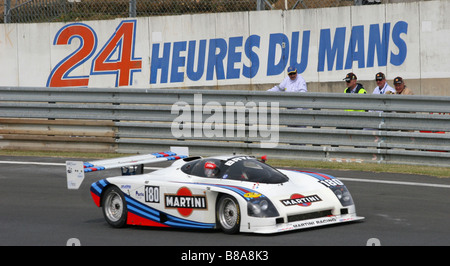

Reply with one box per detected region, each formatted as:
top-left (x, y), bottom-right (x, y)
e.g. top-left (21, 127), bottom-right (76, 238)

top-left (2, 0), bottom-right (429, 24)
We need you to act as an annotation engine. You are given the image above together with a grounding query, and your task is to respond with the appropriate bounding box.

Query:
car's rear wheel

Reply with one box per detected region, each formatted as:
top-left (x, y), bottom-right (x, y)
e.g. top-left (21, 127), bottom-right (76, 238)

top-left (102, 186), bottom-right (127, 228)
top-left (216, 195), bottom-right (241, 234)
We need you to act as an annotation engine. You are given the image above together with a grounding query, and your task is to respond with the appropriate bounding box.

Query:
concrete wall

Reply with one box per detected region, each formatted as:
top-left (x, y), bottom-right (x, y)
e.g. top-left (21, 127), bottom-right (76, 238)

top-left (0, 0), bottom-right (450, 95)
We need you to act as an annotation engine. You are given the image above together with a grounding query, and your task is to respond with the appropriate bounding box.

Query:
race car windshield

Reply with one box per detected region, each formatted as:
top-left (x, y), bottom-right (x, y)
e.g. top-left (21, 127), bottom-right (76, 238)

top-left (222, 158), bottom-right (289, 184)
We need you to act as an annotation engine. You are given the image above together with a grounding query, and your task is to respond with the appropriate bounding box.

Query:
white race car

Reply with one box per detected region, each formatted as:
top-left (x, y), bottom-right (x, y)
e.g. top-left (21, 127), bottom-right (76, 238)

top-left (66, 151), bottom-right (364, 234)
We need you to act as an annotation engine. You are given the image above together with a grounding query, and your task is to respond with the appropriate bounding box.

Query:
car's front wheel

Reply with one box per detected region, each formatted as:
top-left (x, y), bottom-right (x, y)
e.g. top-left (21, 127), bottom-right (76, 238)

top-left (216, 195), bottom-right (241, 234)
top-left (102, 186), bottom-right (127, 228)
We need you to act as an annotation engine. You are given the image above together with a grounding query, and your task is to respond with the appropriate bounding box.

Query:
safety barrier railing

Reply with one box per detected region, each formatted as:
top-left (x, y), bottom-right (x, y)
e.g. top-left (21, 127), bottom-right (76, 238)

top-left (0, 86), bottom-right (449, 167)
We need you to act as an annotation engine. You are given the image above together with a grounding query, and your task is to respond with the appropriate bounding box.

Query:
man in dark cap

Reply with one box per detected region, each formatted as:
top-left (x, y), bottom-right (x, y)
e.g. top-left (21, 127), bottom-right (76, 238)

top-left (344, 72), bottom-right (366, 94)
top-left (343, 72), bottom-right (366, 112)
top-left (268, 66), bottom-right (307, 92)
top-left (373, 72), bottom-right (395, 94)
top-left (393, 77), bottom-right (414, 95)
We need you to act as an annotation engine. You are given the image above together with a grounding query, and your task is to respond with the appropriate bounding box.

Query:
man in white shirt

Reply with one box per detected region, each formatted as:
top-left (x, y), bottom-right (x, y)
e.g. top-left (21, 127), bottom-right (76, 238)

top-left (267, 66), bottom-right (307, 140)
top-left (268, 66), bottom-right (307, 93)
top-left (372, 72), bottom-right (395, 94)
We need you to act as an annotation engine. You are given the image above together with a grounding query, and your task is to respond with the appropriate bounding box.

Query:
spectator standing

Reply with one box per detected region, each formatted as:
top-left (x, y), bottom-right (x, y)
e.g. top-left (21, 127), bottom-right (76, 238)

top-left (344, 72), bottom-right (366, 94)
top-left (268, 66), bottom-right (307, 145)
top-left (268, 66), bottom-right (307, 93)
top-left (343, 72), bottom-right (366, 112)
top-left (373, 72), bottom-right (395, 95)
top-left (393, 77), bottom-right (414, 95)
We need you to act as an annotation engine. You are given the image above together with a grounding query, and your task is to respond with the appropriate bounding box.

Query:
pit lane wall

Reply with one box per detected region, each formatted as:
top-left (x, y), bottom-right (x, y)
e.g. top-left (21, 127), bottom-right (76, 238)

top-left (0, 0), bottom-right (450, 96)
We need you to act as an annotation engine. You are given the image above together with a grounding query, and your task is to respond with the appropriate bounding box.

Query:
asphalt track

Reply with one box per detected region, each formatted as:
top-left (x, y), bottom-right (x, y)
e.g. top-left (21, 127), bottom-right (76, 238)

top-left (1, 155), bottom-right (449, 247)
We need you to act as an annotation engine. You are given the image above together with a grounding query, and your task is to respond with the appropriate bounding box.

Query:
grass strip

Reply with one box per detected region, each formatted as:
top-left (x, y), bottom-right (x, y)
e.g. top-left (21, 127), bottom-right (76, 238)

top-left (0, 150), bottom-right (448, 178)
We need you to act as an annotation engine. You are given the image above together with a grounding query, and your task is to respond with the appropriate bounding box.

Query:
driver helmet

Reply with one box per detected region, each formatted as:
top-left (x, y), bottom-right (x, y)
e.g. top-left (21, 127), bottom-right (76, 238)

top-left (204, 161), bottom-right (217, 177)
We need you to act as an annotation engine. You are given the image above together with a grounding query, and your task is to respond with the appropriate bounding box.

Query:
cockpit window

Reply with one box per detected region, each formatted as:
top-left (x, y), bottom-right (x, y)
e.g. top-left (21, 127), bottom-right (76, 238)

top-left (180, 160), bottom-right (200, 175)
top-left (222, 157), bottom-right (288, 184)
top-left (181, 158), bottom-right (222, 178)
top-left (181, 156), bottom-right (288, 184)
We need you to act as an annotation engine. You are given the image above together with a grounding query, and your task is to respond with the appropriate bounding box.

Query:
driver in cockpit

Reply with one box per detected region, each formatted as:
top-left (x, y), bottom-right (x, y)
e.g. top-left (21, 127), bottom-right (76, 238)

top-left (204, 161), bottom-right (219, 178)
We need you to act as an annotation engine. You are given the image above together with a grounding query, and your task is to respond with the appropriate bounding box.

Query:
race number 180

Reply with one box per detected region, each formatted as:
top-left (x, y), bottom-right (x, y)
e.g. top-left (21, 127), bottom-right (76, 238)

top-left (145, 186), bottom-right (160, 203)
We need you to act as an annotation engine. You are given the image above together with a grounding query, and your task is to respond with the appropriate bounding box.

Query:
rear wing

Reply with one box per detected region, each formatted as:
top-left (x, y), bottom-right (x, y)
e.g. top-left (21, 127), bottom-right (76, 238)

top-left (66, 151), bottom-right (188, 190)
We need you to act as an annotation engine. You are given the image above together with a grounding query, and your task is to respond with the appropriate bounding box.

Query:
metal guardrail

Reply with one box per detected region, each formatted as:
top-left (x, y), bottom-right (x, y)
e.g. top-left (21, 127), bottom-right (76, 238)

top-left (0, 86), bottom-right (449, 167)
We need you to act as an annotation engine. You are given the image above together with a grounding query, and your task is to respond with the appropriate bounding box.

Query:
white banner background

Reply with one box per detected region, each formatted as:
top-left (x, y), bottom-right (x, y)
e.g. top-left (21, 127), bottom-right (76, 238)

top-left (0, 1), bottom-right (449, 95)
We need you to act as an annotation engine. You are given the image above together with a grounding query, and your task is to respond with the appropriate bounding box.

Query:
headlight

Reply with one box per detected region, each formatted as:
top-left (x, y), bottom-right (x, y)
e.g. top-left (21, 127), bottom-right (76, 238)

top-left (247, 198), bottom-right (279, 218)
top-left (260, 200), bottom-right (269, 211)
top-left (331, 186), bottom-right (354, 207)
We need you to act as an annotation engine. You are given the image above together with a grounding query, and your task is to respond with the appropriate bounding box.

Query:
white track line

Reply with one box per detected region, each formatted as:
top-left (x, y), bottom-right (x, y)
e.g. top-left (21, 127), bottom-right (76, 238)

top-left (338, 177), bottom-right (450, 189)
top-left (0, 160), bottom-right (448, 189)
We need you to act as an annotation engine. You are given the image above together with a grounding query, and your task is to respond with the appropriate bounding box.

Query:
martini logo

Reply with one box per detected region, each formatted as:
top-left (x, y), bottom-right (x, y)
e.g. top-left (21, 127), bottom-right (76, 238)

top-left (281, 194), bottom-right (322, 207)
top-left (165, 187), bottom-right (207, 217)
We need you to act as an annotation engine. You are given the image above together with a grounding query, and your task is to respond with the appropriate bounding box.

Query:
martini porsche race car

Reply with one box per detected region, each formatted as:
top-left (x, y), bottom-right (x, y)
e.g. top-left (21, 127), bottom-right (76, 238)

top-left (66, 151), bottom-right (363, 234)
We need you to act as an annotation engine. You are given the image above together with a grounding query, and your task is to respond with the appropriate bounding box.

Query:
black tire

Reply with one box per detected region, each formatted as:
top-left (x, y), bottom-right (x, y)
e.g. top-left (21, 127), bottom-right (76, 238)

top-left (216, 195), bottom-right (241, 234)
top-left (102, 186), bottom-right (128, 228)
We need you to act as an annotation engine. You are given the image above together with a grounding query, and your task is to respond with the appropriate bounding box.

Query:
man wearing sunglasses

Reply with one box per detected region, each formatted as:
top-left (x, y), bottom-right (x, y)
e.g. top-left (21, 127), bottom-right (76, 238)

top-left (344, 72), bottom-right (366, 94)
top-left (372, 72), bottom-right (395, 95)
top-left (343, 72), bottom-right (366, 112)
top-left (267, 66), bottom-right (307, 93)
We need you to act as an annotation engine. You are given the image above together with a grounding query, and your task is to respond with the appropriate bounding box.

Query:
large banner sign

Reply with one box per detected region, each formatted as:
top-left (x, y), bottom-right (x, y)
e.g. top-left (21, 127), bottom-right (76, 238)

top-left (1, 1), bottom-right (449, 89)
top-left (45, 19), bottom-right (408, 88)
